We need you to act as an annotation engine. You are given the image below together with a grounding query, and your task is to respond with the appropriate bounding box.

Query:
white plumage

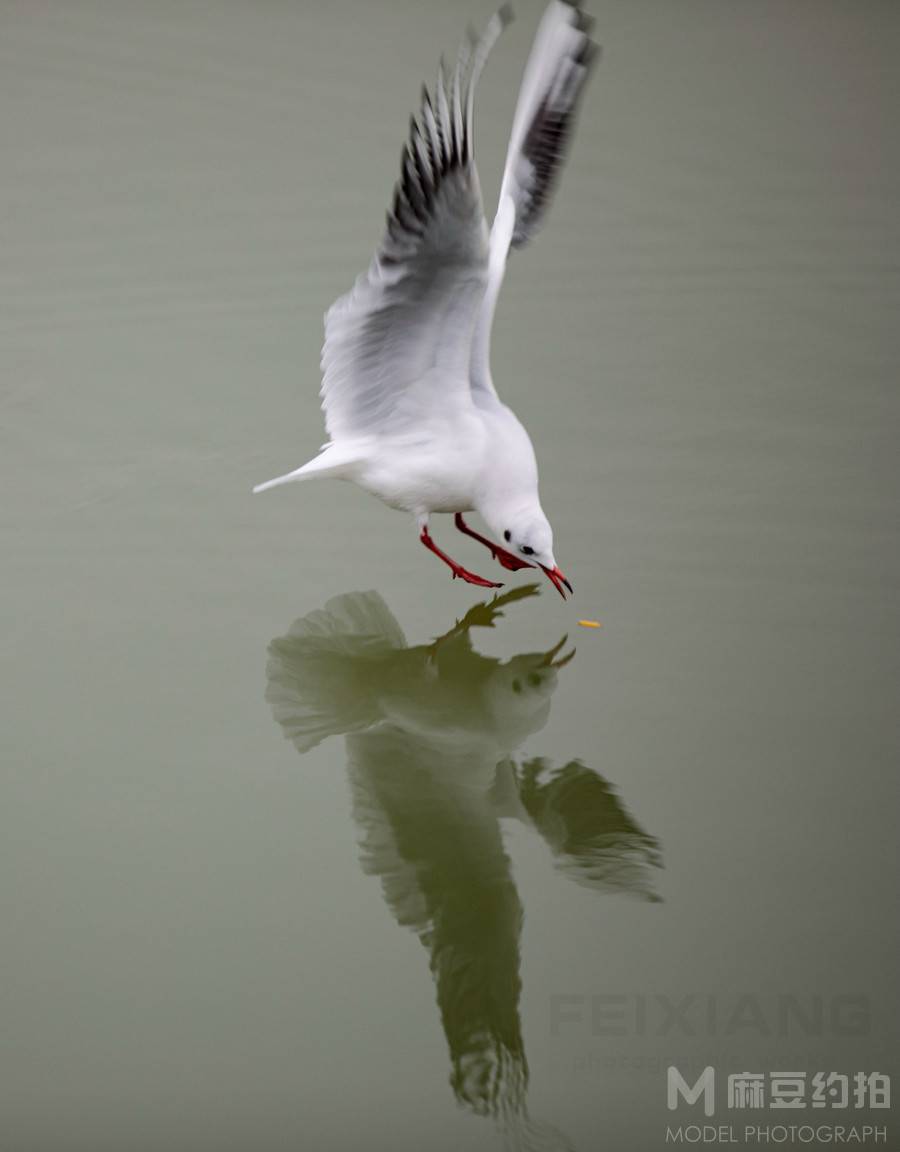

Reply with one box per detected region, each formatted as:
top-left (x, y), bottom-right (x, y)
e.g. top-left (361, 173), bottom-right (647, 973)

top-left (254, 2), bottom-right (597, 598)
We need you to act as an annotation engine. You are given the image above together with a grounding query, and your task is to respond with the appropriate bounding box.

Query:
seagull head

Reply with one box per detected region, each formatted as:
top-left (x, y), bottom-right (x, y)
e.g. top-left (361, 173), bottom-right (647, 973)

top-left (484, 501), bottom-right (573, 600)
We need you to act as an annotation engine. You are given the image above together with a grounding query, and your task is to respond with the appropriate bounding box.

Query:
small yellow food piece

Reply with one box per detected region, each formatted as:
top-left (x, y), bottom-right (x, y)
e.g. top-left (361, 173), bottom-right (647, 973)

top-left (578, 619), bottom-right (602, 629)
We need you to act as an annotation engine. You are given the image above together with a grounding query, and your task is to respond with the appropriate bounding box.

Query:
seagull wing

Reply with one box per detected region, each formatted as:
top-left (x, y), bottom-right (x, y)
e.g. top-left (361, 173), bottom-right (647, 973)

top-left (320, 11), bottom-right (511, 442)
top-left (470, 1), bottom-right (598, 401)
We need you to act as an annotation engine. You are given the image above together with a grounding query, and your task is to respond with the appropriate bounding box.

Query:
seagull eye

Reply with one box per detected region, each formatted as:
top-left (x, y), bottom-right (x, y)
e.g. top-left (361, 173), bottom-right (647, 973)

top-left (521, 545), bottom-right (534, 556)
top-left (504, 530), bottom-right (511, 542)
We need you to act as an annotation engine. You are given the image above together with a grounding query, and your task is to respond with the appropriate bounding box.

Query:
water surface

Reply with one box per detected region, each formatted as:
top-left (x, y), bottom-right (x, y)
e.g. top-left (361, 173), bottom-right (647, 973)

top-left (2, 2), bottom-right (898, 1149)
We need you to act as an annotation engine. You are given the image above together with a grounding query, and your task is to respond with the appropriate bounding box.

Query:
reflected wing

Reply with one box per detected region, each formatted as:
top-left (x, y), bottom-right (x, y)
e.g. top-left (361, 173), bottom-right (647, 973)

top-left (320, 12), bottom-right (511, 441)
top-left (512, 758), bottom-right (662, 900)
top-left (346, 729), bottom-right (527, 1118)
top-left (470, 2), bottom-right (598, 400)
top-left (266, 591), bottom-right (407, 753)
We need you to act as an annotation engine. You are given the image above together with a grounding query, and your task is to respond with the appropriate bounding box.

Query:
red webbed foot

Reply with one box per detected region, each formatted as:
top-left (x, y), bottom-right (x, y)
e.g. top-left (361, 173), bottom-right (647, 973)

top-left (450, 566), bottom-right (504, 588)
top-left (454, 514), bottom-right (536, 572)
top-left (420, 525), bottom-right (503, 589)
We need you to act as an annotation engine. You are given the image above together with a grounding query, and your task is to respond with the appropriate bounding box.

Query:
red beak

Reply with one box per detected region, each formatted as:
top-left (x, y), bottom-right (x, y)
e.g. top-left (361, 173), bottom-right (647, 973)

top-left (539, 564), bottom-right (573, 600)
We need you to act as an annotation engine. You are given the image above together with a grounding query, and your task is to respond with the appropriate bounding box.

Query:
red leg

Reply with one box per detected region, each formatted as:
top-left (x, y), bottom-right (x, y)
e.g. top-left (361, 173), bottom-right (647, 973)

top-left (454, 513), bottom-right (536, 572)
top-left (420, 525), bottom-right (503, 588)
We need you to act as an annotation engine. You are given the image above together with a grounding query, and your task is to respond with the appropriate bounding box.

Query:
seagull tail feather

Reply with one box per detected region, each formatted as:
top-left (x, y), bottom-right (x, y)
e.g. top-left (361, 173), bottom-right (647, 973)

top-left (252, 467), bottom-right (311, 494)
top-left (252, 445), bottom-right (354, 494)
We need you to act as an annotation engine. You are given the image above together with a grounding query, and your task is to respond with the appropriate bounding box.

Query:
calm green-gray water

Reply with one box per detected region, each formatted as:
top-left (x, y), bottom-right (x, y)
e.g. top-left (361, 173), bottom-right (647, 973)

top-left (2, 2), bottom-right (898, 1150)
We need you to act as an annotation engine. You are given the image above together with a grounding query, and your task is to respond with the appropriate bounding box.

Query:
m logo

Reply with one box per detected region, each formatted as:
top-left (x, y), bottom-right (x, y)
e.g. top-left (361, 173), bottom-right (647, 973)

top-left (667, 1066), bottom-right (715, 1116)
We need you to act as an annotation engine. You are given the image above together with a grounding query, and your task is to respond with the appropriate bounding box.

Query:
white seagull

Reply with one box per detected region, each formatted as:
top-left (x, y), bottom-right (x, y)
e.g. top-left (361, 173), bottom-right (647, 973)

top-left (254, 1), bottom-right (597, 599)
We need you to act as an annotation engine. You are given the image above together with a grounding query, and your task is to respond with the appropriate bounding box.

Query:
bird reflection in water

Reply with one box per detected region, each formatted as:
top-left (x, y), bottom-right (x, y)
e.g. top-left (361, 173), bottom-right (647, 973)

top-left (266, 585), bottom-right (660, 1148)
